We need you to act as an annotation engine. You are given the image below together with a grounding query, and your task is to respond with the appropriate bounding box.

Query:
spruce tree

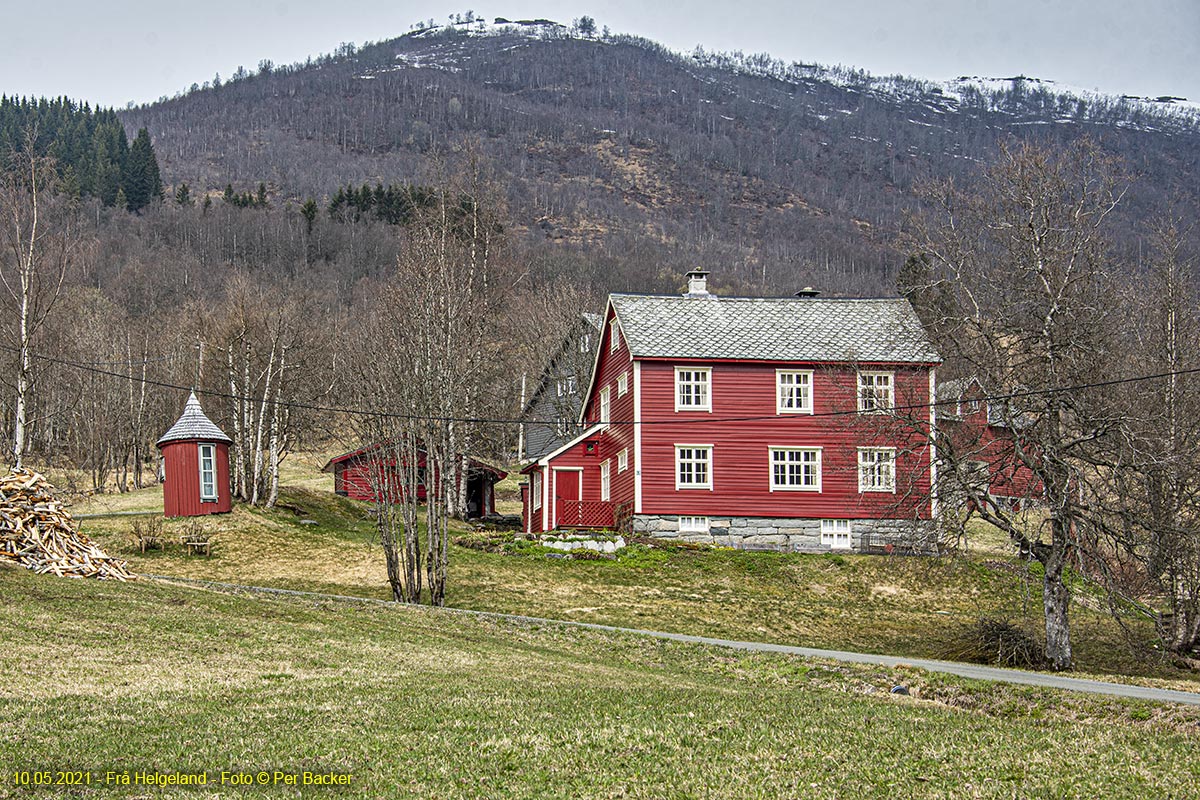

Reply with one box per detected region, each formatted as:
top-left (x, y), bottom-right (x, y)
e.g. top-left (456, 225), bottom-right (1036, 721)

top-left (300, 199), bottom-right (318, 235)
top-left (123, 128), bottom-right (162, 211)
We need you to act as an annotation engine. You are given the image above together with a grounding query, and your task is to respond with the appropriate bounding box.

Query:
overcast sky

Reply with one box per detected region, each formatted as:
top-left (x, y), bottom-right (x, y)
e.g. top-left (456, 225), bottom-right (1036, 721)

top-left (5, 0), bottom-right (1198, 108)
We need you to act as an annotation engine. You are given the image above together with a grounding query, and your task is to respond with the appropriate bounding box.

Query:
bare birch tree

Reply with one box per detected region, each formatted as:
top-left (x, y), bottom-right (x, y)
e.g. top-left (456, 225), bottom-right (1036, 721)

top-left (0, 139), bottom-right (80, 468)
top-left (213, 276), bottom-right (324, 508)
top-left (353, 143), bottom-right (507, 606)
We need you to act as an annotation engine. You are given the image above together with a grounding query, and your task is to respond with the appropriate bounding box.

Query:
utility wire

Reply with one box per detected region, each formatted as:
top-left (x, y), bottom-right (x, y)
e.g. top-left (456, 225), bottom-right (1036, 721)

top-left (6, 343), bottom-right (1200, 429)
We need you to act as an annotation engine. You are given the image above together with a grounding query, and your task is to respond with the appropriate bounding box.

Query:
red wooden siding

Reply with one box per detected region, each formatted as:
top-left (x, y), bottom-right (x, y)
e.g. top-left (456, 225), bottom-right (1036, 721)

top-left (580, 304), bottom-right (636, 508)
top-left (540, 433), bottom-right (608, 529)
top-left (633, 360), bottom-right (934, 520)
top-left (161, 440), bottom-right (231, 517)
top-left (329, 448), bottom-right (501, 517)
top-left (334, 453), bottom-right (429, 504)
top-left (944, 404), bottom-right (1041, 503)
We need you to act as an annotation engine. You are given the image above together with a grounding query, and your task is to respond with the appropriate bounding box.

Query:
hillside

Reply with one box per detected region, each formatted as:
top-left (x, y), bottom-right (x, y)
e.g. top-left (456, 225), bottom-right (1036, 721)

top-left (123, 19), bottom-right (1200, 295)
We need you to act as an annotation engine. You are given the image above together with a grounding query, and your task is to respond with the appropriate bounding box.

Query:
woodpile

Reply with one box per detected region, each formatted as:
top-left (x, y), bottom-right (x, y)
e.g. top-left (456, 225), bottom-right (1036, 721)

top-left (0, 469), bottom-right (135, 581)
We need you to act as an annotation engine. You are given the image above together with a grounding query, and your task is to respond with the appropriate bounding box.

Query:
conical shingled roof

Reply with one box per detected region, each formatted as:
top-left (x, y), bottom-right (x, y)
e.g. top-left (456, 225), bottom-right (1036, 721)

top-left (156, 392), bottom-right (232, 447)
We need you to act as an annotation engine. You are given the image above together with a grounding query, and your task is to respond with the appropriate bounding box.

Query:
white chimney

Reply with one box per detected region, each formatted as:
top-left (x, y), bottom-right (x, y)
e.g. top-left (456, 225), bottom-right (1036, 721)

top-left (685, 269), bottom-right (711, 297)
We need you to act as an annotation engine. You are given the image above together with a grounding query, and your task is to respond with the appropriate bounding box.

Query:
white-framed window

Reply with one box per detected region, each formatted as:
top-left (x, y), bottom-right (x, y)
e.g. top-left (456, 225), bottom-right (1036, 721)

top-left (600, 459), bottom-right (611, 502)
top-left (675, 445), bottom-right (713, 489)
top-left (557, 376), bottom-right (578, 397)
top-left (198, 443), bottom-right (217, 501)
top-left (554, 416), bottom-right (572, 437)
top-left (674, 367), bottom-right (712, 412)
top-left (617, 371), bottom-right (629, 396)
top-left (858, 448), bottom-right (897, 493)
top-left (776, 370), bottom-right (814, 414)
top-left (769, 447), bottom-right (821, 491)
top-left (610, 322), bottom-right (621, 353)
top-left (599, 386), bottom-right (611, 424)
top-left (679, 516), bottom-right (710, 533)
top-left (617, 448), bottom-right (629, 472)
top-left (531, 471), bottom-right (542, 511)
top-left (821, 519), bottom-right (851, 549)
top-left (858, 371), bottom-right (895, 412)
top-left (580, 333), bottom-right (592, 354)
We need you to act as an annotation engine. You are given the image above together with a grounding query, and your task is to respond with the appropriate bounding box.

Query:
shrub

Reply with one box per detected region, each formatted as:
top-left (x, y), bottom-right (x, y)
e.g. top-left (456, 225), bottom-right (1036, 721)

top-left (128, 517), bottom-right (164, 552)
top-left (944, 617), bottom-right (1046, 669)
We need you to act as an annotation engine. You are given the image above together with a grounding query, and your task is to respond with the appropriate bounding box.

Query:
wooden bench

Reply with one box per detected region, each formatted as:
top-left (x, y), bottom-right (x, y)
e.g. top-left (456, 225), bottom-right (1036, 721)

top-left (180, 536), bottom-right (213, 556)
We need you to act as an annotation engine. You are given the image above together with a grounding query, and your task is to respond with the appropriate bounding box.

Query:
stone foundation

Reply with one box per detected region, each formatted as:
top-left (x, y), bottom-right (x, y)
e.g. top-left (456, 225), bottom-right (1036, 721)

top-left (631, 515), bottom-right (938, 554)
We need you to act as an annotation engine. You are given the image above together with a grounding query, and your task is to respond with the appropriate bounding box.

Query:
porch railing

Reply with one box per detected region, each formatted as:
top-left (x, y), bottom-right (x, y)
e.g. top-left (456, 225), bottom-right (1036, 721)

top-left (557, 500), bottom-right (615, 529)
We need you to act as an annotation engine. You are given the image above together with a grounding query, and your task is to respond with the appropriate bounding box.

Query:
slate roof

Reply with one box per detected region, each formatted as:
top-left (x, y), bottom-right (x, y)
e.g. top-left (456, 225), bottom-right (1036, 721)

top-left (609, 294), bottom-right (941, 364)
top-left (156, 392), bottom-right (232, 446)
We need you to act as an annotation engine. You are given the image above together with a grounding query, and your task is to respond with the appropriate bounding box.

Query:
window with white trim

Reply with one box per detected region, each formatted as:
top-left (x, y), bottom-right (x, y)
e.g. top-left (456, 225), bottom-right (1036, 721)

top-left (675, 445), bottom-right (713, 489)
top-left (557, 376), bottom-right (578, 397)
top-left (610, 323), bottom-right (621, 353)
top-left (858, 448), bottom-right (897, 492)
top-left (617, 448), bottom-right (629, 472)
top-left (679, 516), bottom-right (710, 533)
top-left (599, 386), bottom-right (611, 424)
top-left (821, 519), bottom-right (851, 549)
top-left (858, 371), bottom-right (894, 412)
top-left (617, 371), bottom-right (629, 396)
top-left (769, 447), bottom-right (821, 491)
top-left (600, 460), bottom-right (611, 502)
top-left (776, 370), bottom-right (814, 414)
top-left (531, 471), bottom-right (542, 511)
top-left (198, 443), bottom-right (217, 501)
top-left (675, 367), bottom-right (711, 411)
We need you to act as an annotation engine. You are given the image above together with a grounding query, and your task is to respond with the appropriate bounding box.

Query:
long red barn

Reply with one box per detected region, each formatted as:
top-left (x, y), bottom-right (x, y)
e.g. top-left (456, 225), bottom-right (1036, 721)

top-left (323, 443), bottom-right (506, 518)
top-left (521, 271), bottom-right (943, 553)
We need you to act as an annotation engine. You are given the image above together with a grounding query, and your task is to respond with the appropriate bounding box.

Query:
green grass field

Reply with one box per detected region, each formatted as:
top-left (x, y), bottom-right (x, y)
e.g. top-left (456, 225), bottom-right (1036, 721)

top-left (73, 482), bottom-right (1198, 688)
top-left (3, 566), bottom-right (1199, 799)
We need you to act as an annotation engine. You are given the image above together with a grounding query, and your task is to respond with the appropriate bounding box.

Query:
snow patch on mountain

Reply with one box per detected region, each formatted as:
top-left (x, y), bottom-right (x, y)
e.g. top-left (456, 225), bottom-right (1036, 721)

top-left (369, 20), bottom-right (1199, 136)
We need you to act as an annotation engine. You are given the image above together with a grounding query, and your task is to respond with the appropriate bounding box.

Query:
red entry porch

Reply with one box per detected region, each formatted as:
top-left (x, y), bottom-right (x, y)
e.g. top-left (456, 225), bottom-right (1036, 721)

top-left (521, 424), bottom-right (618, 534)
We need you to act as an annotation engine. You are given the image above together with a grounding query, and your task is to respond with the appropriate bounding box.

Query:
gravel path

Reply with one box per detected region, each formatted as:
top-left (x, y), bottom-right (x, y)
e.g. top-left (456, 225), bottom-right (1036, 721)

top-left (146, 574), bottom-right (1200, 707)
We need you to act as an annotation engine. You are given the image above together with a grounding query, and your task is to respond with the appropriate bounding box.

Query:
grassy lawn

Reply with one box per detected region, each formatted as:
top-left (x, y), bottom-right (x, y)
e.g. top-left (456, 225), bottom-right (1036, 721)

top-left (71, 481), bottom-right (1199, 689)
top-left (3, 566), bottom-right (1198, 799)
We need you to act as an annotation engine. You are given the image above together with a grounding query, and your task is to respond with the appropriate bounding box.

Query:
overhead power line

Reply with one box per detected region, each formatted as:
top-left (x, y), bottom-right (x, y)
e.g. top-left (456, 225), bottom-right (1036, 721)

top-left (7, 344), bottom-right (1200, 430)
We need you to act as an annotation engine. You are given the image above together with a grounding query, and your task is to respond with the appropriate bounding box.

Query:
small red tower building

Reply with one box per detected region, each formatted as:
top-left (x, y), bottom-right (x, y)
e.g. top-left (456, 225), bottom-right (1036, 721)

top-left (156, 392), bottom-right (232, 517)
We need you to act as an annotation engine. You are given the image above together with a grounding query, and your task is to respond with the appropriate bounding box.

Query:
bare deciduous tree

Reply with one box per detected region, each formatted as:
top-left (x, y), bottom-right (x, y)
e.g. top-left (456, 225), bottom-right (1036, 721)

top-left (353, 144), bottom-right (508, 605)
top-left (902, 139), bottom-right (1127, 670)
top-left (0, 139), bottom-right (82, 468)
top-left (1090, 219), bottom-right (1200, 660)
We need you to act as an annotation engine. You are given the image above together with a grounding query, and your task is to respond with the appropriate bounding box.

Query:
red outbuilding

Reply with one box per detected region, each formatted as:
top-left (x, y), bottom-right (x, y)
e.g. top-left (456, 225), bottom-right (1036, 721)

top-left (937, 377), bottom-right (1042, 509)
top-left (156, 392), bottom-right (232, 518)
top-left (322, 443), bottom-right (507, 519)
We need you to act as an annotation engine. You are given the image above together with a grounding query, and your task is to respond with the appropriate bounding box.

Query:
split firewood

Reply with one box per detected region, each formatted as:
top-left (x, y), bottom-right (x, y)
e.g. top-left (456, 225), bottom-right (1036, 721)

top-left (0, 469), bottom-right (135, 581)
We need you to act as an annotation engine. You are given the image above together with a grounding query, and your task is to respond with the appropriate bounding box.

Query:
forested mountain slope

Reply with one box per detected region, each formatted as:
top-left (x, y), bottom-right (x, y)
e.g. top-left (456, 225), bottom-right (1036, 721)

top-left (123, 19), bottom-right (1200, 295)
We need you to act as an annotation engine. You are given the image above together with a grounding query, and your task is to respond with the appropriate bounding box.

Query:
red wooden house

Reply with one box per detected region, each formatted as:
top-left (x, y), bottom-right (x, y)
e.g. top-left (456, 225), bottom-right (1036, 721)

top-left (322, 443), bottom-right (506, 518)
top-left (156, 392), bottom-right (233, 518)
top-left (937, 377), bottom-right (1042, 509)
top-left (520, 271), bottom-right (943, 553)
